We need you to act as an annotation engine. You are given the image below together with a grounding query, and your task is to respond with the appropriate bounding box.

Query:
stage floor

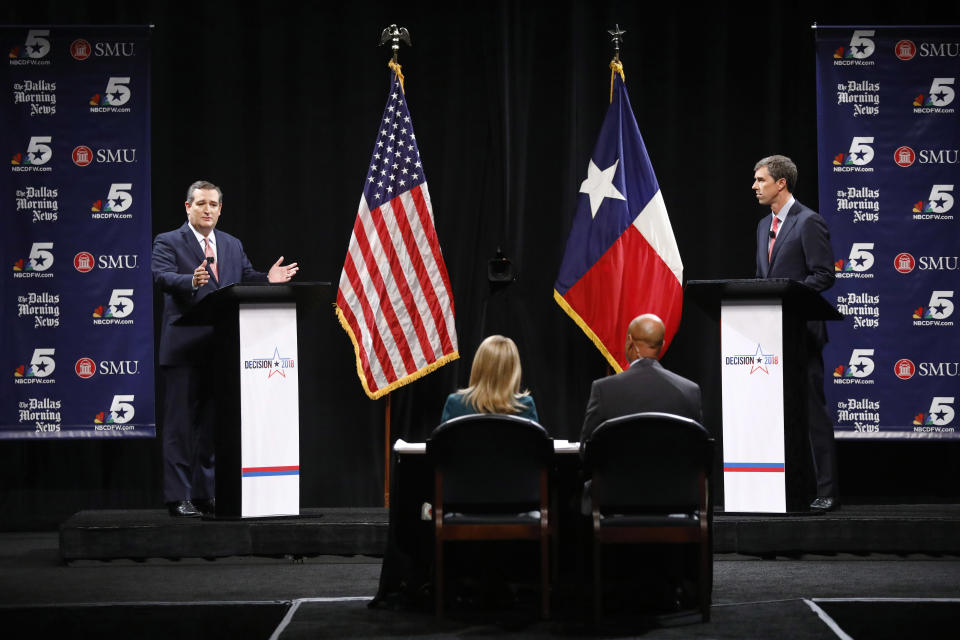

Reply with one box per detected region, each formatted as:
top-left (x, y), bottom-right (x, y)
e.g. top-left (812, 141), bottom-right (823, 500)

top-left (58, 504), bottom-right (960, 562)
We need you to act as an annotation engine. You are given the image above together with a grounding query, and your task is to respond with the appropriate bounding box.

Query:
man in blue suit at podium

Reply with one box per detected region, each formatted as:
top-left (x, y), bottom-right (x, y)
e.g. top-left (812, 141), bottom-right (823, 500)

top-left (152, 180), bottom-right (299, 517)
top-left (753, 155), bottom-right (838, 512)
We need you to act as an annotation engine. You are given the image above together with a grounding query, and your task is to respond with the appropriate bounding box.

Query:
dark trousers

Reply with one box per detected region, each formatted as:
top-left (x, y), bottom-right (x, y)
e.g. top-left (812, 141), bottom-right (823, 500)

top-left (161, 365), bottom-right (216, 503)
top-left (807, 345), bottom-right (838, 498)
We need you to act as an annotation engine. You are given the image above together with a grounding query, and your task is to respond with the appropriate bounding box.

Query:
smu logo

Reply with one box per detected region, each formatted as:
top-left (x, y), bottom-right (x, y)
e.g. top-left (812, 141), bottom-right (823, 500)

top-left (73, 253), bottom-right (140, 272)
top-left (71, 146), bottom-right (138, 165)
top-left (895, 40), bottom-right (917, 61)
top-left (72, 40), bottom-right (136, 60)
top-left (74, 359), bottom-right (141, 379)
top-left (893, 252), bottom-right (915, 273)
top-left (894, 146), bottom-right (916, 167)
top-left (894, 359), bottom-right (915, 380)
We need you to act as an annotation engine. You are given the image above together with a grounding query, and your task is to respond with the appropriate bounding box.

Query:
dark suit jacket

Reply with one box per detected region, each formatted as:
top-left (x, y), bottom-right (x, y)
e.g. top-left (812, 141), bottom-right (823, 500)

top-left (152, 222), bottom-right (267, 366)
top-left (440, 392), bottom-right (539, 423)
top-left (579, 358), bottom-right (702, 451)
top-left (755, 199), bottom-right (836, 344)
top-left (756, 199), bottom-right (834, 291)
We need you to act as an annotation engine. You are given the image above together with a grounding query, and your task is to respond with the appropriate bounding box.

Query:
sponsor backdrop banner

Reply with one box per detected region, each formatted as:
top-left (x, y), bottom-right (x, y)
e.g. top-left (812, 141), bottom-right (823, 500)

top-left (816, 26), bottom-right (958, 440)
top-left (1, 26), bottom-right (154, 438)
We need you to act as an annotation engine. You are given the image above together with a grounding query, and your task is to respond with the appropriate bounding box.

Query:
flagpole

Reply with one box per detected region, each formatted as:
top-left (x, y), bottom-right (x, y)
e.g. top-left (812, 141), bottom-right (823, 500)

top-left (376, 23), bottom-right (412, 508)
top-left (384, 395), bottom-right (391, 507)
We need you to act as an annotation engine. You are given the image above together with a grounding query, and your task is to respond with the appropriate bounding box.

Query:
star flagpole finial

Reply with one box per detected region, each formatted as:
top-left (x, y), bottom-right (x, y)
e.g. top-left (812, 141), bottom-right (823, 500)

top-left (608, 24), bottom-right (626, 64)
top-left (607, 25), bottom-right (626, 101)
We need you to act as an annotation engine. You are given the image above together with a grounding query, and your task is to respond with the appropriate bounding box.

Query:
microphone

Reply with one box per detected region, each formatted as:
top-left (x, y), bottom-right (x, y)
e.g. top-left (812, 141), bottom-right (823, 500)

top-left (206, 256), bottom-right (215, 266)
top-left (769, 230), bottom-right (776, 239)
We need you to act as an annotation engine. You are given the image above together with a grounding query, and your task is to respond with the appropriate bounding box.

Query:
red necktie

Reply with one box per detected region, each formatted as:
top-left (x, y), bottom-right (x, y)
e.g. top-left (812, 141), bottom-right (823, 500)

top-left (768, 215), bottom-right (779, 262)
top-left (204, 237), bottom-right (218, 280)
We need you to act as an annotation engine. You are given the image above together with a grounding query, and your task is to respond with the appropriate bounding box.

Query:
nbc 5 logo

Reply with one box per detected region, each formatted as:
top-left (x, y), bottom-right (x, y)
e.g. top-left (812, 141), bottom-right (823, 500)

top-left (28, 242), bottom-right (54, 271)
top-left (846, 349), bottom-right (875, 378)
top-left (847, 137), bottom-right (874, 165)
top-left (25, 136), bottom-right (53, 165)
top-left (848, 30), bottom-right (876, 59)
top-left (846, 243), bottom-right (874, 272)
top-left (107, 289), bottom-right (134, 318)
top-left (109, 395), bottom-right (135, 423)
top-left (925, 291), bottom-right (955, 319)
top-left (102, 77), bottom-right (131, 106)
top-left (926, 397), bottom-right (955, 426)
top-left (927, 78), bottom-right (956, 107)
top-left (926, 185), bottom-right (954, 213)
top-left (29, 348), bottom-right (56, 377)
top-left (22, 29), bottom-right (51, 59)
top-left (105, 183), bottom-right (133, 212)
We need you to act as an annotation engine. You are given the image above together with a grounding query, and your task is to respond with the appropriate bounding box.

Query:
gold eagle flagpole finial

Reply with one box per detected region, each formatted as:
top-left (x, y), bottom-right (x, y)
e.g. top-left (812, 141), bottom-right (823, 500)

top-left (380, 24), bottom-right (411, 93)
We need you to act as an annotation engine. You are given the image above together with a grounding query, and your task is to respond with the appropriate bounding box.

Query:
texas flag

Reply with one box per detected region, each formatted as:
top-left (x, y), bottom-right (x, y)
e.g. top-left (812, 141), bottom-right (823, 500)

top-left (554, 64), bottom-right (683, 372)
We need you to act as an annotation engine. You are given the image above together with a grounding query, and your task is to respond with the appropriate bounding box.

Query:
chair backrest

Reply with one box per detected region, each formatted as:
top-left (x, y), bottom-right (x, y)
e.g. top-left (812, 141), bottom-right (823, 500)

top-left (427, 413), bottom-right (553, 511)
top-left (582, 412), bottom-right (713, 513)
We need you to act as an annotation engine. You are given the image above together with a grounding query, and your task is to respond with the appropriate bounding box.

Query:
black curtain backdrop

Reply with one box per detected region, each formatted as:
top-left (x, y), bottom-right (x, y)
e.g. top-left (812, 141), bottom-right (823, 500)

top-left (3, 1), bottom-right (959, 528)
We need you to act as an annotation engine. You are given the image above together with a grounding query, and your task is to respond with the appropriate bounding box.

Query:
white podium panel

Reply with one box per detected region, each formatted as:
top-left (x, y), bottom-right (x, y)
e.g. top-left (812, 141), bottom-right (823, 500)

top-left (721, 301), bottom-right (786, 513)
top-left (238, 303), bottom-right (300, 518)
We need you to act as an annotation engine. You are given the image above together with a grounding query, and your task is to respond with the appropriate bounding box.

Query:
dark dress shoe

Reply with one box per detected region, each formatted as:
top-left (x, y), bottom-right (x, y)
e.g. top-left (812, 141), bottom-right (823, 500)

top-left (193, 498), bottom-right (216, 515)
top-left (167, 500), bottom-right (201, 517)
top-left (810, 497), bottom-right (838, 512)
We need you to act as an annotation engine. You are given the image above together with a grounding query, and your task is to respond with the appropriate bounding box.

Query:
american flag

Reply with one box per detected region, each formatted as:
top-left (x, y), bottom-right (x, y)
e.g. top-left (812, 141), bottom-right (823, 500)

top-left (336, 65), bottom-right (459, 399)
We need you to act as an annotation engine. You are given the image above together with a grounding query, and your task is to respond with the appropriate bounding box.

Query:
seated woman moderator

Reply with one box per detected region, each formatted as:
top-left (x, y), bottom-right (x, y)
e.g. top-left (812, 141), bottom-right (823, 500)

top-left (441, 335), bottom-right (539, 422)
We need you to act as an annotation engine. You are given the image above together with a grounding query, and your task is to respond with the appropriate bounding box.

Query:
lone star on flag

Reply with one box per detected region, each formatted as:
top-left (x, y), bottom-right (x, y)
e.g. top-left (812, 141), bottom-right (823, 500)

top-left (580, 158), bottom-right (626, 218)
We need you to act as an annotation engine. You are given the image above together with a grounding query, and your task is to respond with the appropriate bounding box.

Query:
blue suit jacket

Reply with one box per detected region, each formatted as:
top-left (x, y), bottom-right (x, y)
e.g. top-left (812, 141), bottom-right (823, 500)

top-left (152, 222), bottom-right (267, 366)
top-left (756, 199), bottom-right (836, 344)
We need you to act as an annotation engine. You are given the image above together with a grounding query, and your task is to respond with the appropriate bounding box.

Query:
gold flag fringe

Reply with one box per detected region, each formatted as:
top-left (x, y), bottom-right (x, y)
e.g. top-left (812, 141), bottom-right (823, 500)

top-left (553, 290), bottom-right (624, 374)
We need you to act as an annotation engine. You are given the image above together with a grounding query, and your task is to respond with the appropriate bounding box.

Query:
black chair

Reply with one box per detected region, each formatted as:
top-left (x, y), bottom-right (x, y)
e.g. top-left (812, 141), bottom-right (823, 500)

top-left (581, 411), bottom-right (714, 622)
top-left (426, 413), bottom-right (554, 618)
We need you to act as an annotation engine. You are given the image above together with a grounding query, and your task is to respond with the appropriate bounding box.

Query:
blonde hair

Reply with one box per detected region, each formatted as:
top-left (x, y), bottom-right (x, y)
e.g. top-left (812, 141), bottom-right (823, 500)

top-left (459, 335), bottom-right (529, 414)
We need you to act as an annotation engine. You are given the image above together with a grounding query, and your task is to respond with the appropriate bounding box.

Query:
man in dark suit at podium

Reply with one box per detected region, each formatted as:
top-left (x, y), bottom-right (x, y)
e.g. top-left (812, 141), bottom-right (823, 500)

top-left (579, 314), bottom-right (702, 447)
top-left (152, 180), bottom-right (299, 517)
top-left (752, 155), bottom-right (838, 512)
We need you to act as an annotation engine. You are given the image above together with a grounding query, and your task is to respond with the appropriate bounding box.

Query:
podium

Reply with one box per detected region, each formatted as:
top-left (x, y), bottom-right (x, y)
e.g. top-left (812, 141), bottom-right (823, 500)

top-left (177, 282), bottom-right (331, 518)
top-left (685, 279), bottom-right (842, 513)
